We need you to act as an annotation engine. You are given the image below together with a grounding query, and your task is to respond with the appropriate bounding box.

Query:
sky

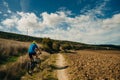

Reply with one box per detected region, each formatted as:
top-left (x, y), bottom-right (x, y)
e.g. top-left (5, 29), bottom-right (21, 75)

top-left (0, 0), bottom-right (120, 45)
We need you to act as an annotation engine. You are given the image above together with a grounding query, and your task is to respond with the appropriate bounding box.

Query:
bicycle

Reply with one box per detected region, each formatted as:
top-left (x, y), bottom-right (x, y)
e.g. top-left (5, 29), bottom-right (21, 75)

top-left (26, 57), bottom-right (41, 75)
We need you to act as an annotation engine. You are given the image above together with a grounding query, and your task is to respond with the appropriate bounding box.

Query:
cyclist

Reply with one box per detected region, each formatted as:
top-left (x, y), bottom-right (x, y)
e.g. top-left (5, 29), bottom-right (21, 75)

top-left (28, 41), bottom-right (41, 62)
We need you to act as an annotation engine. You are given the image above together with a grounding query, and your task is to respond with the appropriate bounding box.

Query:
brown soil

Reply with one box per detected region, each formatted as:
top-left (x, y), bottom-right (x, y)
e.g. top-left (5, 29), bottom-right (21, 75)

top-left (66, 50), bottom-right (120, 80)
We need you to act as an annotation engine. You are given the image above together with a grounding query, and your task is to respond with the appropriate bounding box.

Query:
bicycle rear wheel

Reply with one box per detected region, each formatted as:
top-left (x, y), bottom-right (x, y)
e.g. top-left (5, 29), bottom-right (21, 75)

top-left (26, 62), bottom-right (32, 74)
top-left (34, 58), bottom-right (41, 71)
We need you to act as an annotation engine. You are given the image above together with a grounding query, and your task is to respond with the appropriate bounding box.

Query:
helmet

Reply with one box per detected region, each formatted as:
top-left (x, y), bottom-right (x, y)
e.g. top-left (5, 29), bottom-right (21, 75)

top-left (32, 41), bottom-right (36, 44)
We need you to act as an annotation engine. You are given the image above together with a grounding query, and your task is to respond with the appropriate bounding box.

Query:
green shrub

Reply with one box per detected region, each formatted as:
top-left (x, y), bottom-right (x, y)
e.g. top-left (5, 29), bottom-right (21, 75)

top-left (61, 43), bottom-right (72, 51)
top-left (52, 42), bottom-right (60, 52)
top-left (42, 38), bottom-right (53, 53)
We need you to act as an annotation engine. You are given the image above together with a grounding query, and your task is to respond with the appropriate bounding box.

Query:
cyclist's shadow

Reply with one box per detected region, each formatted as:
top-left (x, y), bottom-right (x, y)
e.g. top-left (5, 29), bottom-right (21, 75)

top-left (49, 64), bottom-right (69, 70)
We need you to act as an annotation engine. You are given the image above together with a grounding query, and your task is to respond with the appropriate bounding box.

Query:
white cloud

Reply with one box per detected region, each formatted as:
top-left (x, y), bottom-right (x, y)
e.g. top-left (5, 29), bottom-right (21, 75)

top-left (7, 9), bottom-right (11, 13)
top-left (0, 25), bottom-right (3, 30)
top-left (2, 16), bottom-right (18, 27)
top-left (81, 0), bottom-right (110, 17)
top-left (3, 14), bottom-right (8, 17)
top-left (1, 10), bottom-right (120, 44)
top-left (0, 11), bottom-right (2, 14)
top-left (3, 1), bottom-right (8, 8)
top-left (40, 11), bottom-right (66, 27)
top-left (17, 12), bottom-right (42, 34)
top-left (3, 0), bottom-right (12, 14)
top-left (103, 14), bottom-right (120, 25)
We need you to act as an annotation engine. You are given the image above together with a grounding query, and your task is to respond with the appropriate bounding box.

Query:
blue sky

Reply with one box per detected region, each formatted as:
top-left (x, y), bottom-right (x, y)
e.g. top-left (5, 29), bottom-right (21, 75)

top-left (0, 0), bottom-right (120, 45)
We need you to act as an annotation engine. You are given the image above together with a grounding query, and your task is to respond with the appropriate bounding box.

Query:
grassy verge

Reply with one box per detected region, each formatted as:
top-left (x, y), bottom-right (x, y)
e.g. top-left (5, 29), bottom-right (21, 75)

top-left (61, 51), bottom-right (75, 66)
top-left (42, 54), bottom-right (57, 80)
top-left (0, 55), bottom-right (19, 65)
top-left (0, 55), bottom-right (28, 80)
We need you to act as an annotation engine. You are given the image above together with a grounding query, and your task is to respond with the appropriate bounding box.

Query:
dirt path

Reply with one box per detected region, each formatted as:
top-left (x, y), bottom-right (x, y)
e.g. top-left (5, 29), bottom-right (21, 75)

top-left (56, 53), bottom-right (68, 80)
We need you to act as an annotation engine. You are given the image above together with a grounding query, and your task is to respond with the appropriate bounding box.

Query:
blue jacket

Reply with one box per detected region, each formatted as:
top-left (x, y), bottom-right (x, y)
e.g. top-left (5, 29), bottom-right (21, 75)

top-left (28, 43), bottom-right (38, 54)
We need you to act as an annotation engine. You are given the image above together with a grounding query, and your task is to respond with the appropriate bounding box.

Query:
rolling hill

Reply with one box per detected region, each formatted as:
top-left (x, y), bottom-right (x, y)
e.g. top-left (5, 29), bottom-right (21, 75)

top-left (0, 31), bottom-right (120, 50)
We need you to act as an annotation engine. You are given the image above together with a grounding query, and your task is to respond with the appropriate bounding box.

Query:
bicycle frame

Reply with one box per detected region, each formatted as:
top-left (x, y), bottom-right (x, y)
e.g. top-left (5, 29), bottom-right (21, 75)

top-left (27, 57), bottom-right (41, 74)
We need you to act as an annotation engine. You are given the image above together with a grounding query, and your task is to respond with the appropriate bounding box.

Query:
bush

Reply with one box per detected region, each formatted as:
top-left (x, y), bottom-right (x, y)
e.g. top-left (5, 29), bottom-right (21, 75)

top-left (42, 38), bottom-right (53, 53)
top-left (61, 43), bottom-right (72, 51)
top-left (52, 42), bottom-right (60, 52)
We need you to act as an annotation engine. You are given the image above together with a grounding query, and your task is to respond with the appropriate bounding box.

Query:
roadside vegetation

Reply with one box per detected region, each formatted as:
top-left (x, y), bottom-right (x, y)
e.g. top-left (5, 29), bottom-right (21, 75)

top-left (0, 55), bottom-right (28, 80)
top-left (0, 38), bottom-right (29, 65)
top-left (0, 38), bottom-right (29, 80)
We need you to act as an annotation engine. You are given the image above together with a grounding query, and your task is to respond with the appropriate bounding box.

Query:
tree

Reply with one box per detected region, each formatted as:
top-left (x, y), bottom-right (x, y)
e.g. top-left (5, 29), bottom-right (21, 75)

top-left (52, 42), bottom-right (60, 52)
top-left (42, 37), bottom-right (53, 53)
top-left (61, 43), bottom-right (72, 51)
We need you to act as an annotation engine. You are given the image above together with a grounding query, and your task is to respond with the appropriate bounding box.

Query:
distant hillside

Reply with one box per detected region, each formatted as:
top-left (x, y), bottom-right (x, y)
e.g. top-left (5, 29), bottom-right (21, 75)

top-left (0, 31), bottom-right (85, 45)
top-left (0, 31), bottom-right (42, 43)
top-left (0, 31), bottom-right (120, 50)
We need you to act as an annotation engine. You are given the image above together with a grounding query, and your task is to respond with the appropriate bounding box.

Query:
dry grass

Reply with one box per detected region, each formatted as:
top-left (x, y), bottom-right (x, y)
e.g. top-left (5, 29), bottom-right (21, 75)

top-left (0, 55), bottom-right (28, 80)
top-left (0, 38), bottom-right (42, 64)
top-left (66, 50), bottom-right (120, 80)
top-left (0, 38), bottom-right (29, 56)
top-left (0, 38), bottom-right (30, 79)
top-left (0, 38), bottom-right (30, 65)
top-left (0, 38), bottom-right (45, 79)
